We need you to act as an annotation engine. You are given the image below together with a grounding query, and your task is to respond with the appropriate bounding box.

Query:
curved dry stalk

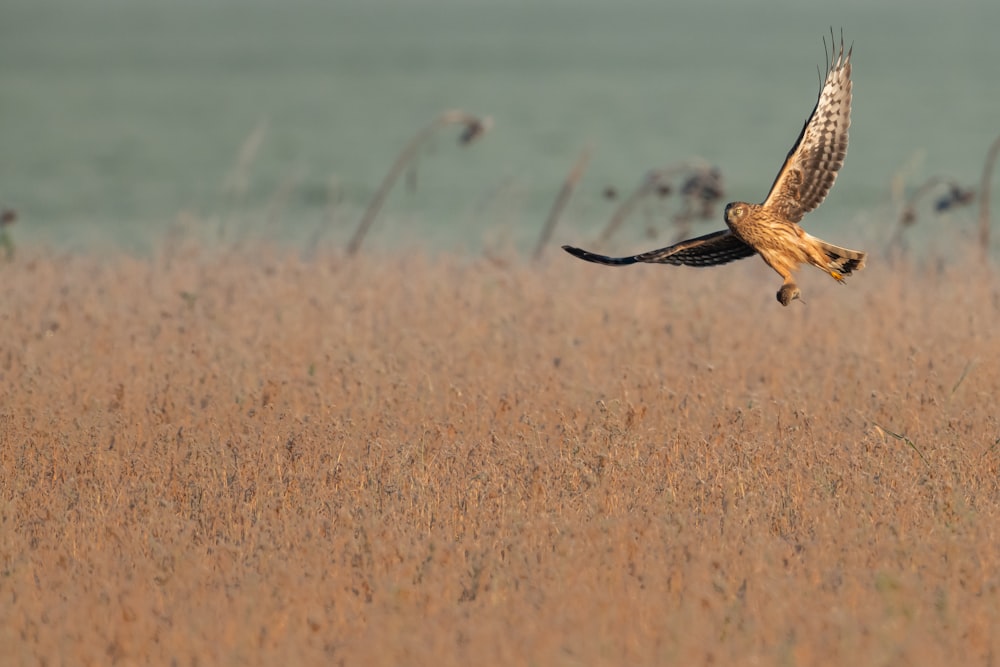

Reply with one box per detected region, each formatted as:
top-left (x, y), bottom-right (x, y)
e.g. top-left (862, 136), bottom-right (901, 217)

top-left (873, 423), bottom-right (930, 468)
top-left (219, 118), bottom-right (269, 241)
top-left (0, 208), bottom-right (17, 260)
top-left (597, 158), bottom-right (714, 245)
top-left (346, 110), bottom-right (492, 256)
top-left (533, 144), bottom-right (593, 261)
top-left (978, 134), bottom-right (1000, 261)
top-left (890, 175), bottom-right (974, 251)
top-left (223, 119), bottom-right (269, 199)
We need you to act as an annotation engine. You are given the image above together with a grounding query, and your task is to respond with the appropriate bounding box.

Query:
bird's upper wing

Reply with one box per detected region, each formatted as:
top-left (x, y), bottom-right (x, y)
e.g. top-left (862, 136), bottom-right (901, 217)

top-left (761, 32), bottom-right (852, 223)
top-left (562, 230), bottom-right (756, 268)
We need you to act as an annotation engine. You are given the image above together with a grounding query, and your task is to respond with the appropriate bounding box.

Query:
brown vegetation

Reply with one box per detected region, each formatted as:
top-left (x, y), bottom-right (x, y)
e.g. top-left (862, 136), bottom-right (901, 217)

top-left (2, 241), bottom-right (999, 665)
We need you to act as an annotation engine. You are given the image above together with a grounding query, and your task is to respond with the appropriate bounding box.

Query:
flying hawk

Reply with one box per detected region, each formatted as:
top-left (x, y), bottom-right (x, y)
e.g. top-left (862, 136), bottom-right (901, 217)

top-left (563, 32), bottom-right (866, 306)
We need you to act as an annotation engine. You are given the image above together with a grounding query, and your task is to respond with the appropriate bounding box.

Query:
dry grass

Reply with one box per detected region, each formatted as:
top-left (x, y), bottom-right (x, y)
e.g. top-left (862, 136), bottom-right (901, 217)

top-left (2, 240), bottom-right (999, 666)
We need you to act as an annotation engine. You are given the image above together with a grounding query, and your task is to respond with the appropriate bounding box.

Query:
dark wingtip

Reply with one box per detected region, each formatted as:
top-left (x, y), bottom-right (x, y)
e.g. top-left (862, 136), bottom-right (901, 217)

top-left (562, 245), bottom-right (592, 261)
top-left (838, 27), bottom-right (852, 60)
top-left (561, 244), bottom-right (639, 266)
top-left (824, 27), bottom-right (851, 70)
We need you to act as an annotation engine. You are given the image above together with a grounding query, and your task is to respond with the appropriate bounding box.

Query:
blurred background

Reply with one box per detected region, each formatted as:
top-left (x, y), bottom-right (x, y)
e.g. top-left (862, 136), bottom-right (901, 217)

top-left (2, 0), bottom-right (998, 251)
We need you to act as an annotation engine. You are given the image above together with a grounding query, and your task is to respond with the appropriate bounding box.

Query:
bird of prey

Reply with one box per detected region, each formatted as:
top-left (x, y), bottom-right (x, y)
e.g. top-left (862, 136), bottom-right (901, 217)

top-left (563, 32), bottom-right (866, 306)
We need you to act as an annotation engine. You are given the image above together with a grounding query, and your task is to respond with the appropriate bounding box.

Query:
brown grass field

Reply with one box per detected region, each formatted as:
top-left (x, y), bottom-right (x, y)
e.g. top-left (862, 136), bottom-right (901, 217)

top-left (2, 238), bottom-right (999, 666)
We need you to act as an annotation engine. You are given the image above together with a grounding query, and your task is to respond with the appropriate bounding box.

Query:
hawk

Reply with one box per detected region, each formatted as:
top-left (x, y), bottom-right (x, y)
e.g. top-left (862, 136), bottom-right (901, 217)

top-left (563, 32), bottom-right (866, 306)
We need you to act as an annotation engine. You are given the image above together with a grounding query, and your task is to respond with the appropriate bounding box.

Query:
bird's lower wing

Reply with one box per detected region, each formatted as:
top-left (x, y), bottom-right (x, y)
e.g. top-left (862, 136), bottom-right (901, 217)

top-left (562, 230), bottom-right (757, 268)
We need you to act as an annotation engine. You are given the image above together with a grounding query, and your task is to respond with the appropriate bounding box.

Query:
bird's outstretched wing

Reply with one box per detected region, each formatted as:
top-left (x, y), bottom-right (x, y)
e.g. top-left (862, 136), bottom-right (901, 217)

top-left (562, 230), bottom-right (756, 268)
top-left (762, 30), bottom-right (852, 223)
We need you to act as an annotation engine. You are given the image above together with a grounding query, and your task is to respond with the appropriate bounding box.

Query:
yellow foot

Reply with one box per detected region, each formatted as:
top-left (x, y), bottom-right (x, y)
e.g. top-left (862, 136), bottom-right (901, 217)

top-left (830, 270), bottom-right (844, 283)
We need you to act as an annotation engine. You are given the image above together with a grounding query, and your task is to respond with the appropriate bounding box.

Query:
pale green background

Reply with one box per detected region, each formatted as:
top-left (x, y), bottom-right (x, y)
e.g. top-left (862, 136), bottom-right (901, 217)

top-left (2, 0), bottom-right (997, 250)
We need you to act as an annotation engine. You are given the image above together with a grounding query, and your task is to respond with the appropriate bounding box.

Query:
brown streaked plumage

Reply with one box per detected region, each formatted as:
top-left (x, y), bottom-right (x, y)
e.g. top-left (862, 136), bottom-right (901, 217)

top-left (563, 31), bottom-right (867, 306)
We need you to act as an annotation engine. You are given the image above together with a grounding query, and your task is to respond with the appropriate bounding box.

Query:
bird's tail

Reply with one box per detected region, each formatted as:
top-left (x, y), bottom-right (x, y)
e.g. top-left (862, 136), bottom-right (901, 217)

top-left (810, 236), bottom-right (867, 280)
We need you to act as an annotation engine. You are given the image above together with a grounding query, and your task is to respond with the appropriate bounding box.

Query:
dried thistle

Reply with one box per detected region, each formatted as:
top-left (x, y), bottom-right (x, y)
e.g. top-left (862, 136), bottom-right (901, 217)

top-left (346, 109), bottom-right (492, 256)
top-left (673, 166), bottom-right (725, 240)
top-left (597, 159), bottom-right (720, 245)
top-left (934, 184), bottom-right (976, 212)
top-left (978, 134), bottom-right (1000, 261)
top-left (458, 116), bottom-right (493, 146)
top-left (890, 176), bottom-right (974, 251)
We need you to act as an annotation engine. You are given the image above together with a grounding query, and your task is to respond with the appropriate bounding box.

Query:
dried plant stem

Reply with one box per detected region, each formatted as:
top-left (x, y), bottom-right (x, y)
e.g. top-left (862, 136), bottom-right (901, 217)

top-left (598, 176), bottom-right (652, 245)
top-left (219, 118), bottom-right (269, 240)
top-left (874, 423), bottom-right (930, 467)
top-left (950, 359), bottom-right (976, 397)
top-left (890, 175), bottom-right (977, 254)
top-left (981, 436), bottom-right (1000, 461)
top-left (346, 110), bottom-right (491, 256)
top-left (0, 231), bottom-right (13, 260)
top-left (891, 176), bottom-right (953, 248)
top-left (978, 134), bottom-right (1000, 260)
top-left (598, 159), bottom-right (711, 245)
top-left (533, 144), bottom-right (592, 261)
top-left (0, 208), bottom-right (16, 260)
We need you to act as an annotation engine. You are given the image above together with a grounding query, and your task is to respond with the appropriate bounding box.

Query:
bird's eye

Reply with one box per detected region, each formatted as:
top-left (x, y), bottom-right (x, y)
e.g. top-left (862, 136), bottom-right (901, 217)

top-left (735, 207), bottom-right (743, 217)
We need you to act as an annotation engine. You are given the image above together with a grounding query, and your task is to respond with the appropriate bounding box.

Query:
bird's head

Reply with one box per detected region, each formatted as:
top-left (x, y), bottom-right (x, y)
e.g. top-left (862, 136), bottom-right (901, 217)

top-left (724, 202), bottom-right (749, 225)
